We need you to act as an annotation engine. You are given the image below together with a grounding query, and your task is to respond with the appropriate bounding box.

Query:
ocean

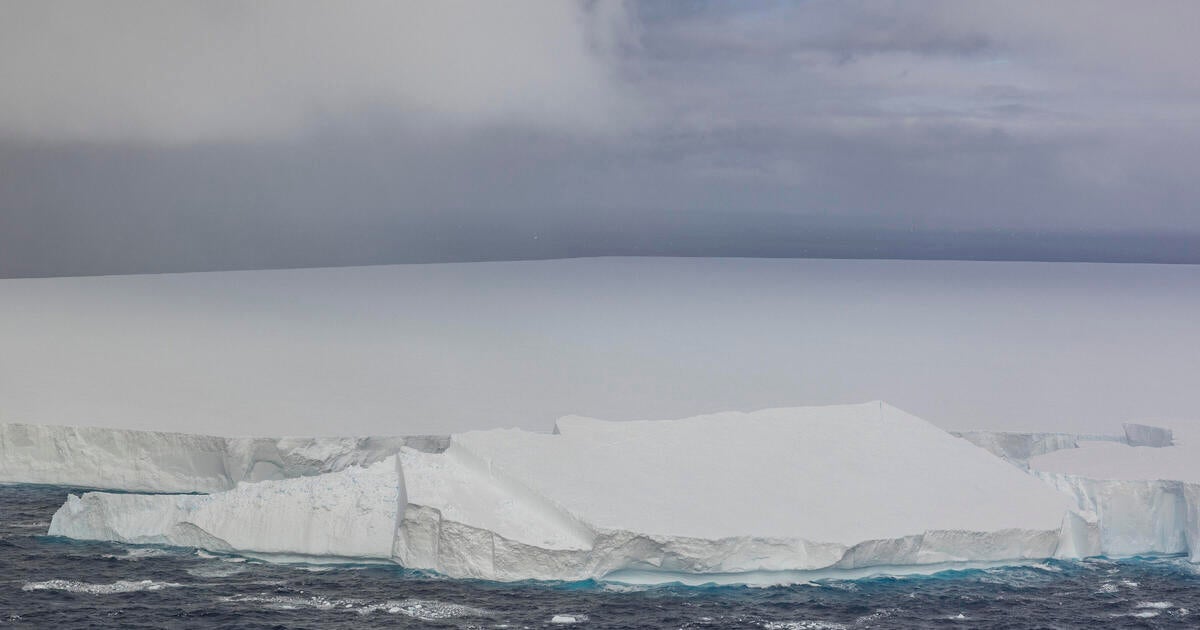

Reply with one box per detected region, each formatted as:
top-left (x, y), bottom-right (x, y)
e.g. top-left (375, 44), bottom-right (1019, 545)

top-left (2, 485), bottom-right (1197, 629)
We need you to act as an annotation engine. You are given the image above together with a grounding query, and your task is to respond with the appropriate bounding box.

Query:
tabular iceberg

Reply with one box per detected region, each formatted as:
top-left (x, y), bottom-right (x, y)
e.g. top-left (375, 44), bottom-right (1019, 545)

top-left (44, 402), bottom-right (1098, 583)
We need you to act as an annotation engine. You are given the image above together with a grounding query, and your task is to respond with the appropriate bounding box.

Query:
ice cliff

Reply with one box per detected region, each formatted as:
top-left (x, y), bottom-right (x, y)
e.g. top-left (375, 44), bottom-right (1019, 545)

top-left (32, 403), bottom-right (1200, 584)
top-left (50, 458), bottom-right (401, 560)
top-left (1023, 428), bottom-right (1200, 562)
top-left (0, 422), bottom-right (446, 492)
top-left (951, 421), bottom-right (1172, 465)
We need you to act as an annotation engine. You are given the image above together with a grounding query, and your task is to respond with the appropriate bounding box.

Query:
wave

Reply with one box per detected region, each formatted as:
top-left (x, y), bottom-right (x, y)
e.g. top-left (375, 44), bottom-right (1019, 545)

top-left (101, 548), bottom-right (172, 560)
top-left (218, 594), bottom-right (491, 619)
top-left (21, 579), bottom-right (181, 594)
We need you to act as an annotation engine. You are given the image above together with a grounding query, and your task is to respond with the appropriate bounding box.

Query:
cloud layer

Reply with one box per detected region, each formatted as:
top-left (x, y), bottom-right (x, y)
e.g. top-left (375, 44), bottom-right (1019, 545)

top-left (0, 0), bottom-right (636, 143)
top-left (1, 1), bottom-right (1199, 276)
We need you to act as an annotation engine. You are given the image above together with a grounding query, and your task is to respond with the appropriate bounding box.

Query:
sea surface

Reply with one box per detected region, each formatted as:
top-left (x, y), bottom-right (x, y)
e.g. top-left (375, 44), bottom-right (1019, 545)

top-left (2, 486), bottom-right (1199, 629)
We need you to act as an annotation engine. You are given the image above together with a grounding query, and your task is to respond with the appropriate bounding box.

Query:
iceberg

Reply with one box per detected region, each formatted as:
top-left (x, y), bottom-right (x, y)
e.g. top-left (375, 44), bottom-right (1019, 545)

top-left (50, 458), bottom-right (401, 560)
top-left (0, 422), bottom-right (445, 493)
top-left (952, 422), bottom-right (1175, 465)
top-left (46, 402), bottom-right (1094, 583)
top-left (1024, 424), bottom-right (1200, 561)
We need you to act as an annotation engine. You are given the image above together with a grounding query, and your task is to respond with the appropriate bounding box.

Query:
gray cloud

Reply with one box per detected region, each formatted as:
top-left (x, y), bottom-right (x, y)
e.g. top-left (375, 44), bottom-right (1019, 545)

top-left (1, 1), bottom-right (1199, 277)
top-left (0, 0), bottom-right (638, 143)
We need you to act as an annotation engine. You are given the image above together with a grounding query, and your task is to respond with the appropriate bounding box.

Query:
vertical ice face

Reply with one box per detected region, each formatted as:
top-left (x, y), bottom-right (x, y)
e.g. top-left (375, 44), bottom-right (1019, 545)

top-left (1123, 423), bottom-right (1174, 448)
top-left (1027, 430), bottom-right (1200, 562)
top-left (50, 458), bottom-right (401, 560)
top-left (0, 422), bottom-right (444, 492)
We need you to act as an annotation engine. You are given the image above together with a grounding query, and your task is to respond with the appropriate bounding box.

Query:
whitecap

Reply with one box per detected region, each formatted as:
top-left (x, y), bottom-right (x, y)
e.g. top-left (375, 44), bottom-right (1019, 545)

top-left (195, 550), bottom-right (245, 563)
top-left (378, 599), bottom-right (492, 620)
top-left (551, 614), bottom-right (589, 624)
top-left (762, 622), bottom-right (847, 630)
top-left (220, 594), bottom-right (490, 620)
top-left (102, 548), bottom-right (171, 560)
top-left (854, 608), bottom-right (898, 624)
top-left (220, 594), bottom-right (353, 611)
top-left (186, 563), bottom-right (247, 578)
top-left (22, 579), bottom-right (181, 594)
top-left (1136, 601), bottom-right (1172, 609)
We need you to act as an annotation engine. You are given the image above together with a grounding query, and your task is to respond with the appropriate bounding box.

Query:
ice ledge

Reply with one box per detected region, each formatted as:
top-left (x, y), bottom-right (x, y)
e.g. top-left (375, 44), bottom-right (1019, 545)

top-left (953, 421), bottom-right (1174, 465)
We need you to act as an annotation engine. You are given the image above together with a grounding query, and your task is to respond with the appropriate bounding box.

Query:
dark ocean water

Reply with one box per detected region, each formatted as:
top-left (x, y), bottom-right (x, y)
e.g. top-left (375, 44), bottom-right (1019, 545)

top-left (2, 485), bottom-right (1199, 629)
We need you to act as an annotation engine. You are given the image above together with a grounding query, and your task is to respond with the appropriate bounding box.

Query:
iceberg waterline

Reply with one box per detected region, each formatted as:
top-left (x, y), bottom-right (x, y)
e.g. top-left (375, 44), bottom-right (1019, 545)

top-left (9, 402), bottom-right (1192, 583)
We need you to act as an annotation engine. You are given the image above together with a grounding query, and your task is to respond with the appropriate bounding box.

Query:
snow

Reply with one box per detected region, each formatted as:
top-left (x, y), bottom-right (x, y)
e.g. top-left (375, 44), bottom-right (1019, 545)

top-left (1031, 442), bottom-right (1200, 483)
top-left (0, 422), bottom-right (442, 492)
top-left (49, 458), bottom-right (400, 560)
top-left (453, 403), bottom-right (1073, 544)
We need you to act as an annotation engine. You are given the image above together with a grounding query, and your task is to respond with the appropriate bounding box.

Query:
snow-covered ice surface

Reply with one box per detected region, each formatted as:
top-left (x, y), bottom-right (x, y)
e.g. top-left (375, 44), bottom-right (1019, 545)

top-left (399, 402), bottom-right (1079, 581)
top-left (49, 458), bottom-right (400, 560)
top-left (453, 402), bottom-right (1072, 544)
top-left (0, 422), bottom-right (444, 492)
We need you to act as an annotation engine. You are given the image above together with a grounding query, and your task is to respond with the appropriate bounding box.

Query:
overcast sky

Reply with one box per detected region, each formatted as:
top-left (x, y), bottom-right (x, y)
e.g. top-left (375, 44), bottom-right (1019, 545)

top-left (2, 1), bottom-right (1199, 277)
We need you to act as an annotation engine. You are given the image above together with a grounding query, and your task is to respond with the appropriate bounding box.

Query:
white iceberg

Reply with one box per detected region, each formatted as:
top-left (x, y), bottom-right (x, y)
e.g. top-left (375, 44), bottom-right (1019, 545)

top-left (50, 458), bottom-right (400, 560)
top-left (1026, 423), bottom-right (1200, 561)
top-left (48, 402), bottom-right (1094, 583)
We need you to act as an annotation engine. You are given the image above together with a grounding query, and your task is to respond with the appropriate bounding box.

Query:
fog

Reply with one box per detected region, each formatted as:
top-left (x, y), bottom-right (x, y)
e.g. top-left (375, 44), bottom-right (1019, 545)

top-left (1, 258), bottom-right (1196, 436)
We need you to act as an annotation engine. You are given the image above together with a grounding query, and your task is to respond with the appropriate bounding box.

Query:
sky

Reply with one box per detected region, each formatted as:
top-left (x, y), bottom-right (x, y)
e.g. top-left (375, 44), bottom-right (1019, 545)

top-left (2, 1), bottom-right (1199, 277)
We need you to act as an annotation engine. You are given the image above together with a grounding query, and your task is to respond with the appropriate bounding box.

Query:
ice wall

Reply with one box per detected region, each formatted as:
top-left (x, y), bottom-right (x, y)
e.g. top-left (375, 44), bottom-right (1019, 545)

top-left (50, 458), bottom-right (401, 560)
top-left (1124, 423), bottom-right (1174, 448)
top-left (952, 430), bottom-right (1125, 464)
top-left (0, 422), bottom-right (446, 493)
top-left (1034, 472), bottom-right (1200, 562)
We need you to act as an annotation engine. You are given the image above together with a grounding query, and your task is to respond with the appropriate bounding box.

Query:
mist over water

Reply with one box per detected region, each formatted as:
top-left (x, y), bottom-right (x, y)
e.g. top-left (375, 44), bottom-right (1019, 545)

top-left (1, 257), bottom-right (1196, 437)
